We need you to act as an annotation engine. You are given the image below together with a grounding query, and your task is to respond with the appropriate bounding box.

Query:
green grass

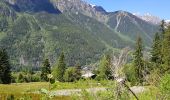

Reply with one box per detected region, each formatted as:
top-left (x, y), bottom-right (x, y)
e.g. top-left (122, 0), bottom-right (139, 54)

top-left (52, 80), bottom-right (103, 90)
top-left (0, 80), bottom-right (103, 99)
top-left (0, 82), bottom-right (49, 94)
top-left (0, 80), bottom-right (102, 93)
top-left (0, 93), bottom-right (71, 100)
top-left (129, 86), bottom-right (160, 100)
top-left (1, 80), bottom-right (161, 100)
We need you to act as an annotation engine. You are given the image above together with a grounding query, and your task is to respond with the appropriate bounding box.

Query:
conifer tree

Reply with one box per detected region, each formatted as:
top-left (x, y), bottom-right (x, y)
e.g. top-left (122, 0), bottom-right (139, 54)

top-left (133, 36), bottom-right (144, 84)
top-left (75, 62), bottom-right (82, 80)
top-left (41, 59), bottom-right (51, 81)
top-left (162, 25), bottom-right (170, 71)
top-left (98, 55), bottom-right (111, 80)
top-left (160, 20), bottom-right (166, 37)
top-left (54, 52), bottom-right (66, 82)
top-left (0, 49), bottom-right (11, 84)
top-left (151, 33), bottom-right (162, 64)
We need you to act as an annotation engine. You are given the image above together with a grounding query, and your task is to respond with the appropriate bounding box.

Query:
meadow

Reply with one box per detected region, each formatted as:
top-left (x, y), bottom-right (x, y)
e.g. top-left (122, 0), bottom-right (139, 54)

top-left (0, 80), bottom-right (162, 100)
top-left (0, 80), bottom-right (104, 100)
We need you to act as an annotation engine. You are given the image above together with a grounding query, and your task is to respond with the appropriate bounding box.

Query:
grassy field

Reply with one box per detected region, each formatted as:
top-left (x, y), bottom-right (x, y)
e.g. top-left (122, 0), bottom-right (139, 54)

top-left (0, 80), bottom-right (103, 100)
top-left (0, 80), bottom-right (160, 100)
top-left (129, 86), bottom-right (160, 100)
top-left (0, 80), bottom-right (102, 93)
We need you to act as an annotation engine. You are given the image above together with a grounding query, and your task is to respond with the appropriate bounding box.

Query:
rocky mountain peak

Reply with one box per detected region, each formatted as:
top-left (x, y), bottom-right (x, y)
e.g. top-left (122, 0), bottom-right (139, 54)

top-left (4, 0), bottom-right (61, 13)
top-left (51, 0), bottom-right (108, 23)
top-left (133, 13), bottom-right (161, 25)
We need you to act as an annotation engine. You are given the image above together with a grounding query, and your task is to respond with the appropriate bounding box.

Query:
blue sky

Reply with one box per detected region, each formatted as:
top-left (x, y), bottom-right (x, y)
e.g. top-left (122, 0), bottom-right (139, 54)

top-left (85, 0), bottom-right (170, 20)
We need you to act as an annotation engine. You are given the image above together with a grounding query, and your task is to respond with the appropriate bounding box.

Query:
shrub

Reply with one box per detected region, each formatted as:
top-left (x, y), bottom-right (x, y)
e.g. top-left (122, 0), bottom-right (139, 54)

top-left (31, 74), bottom-right (41, 82)
top-left (64, 67), bottom-right (77, 82)
top-left (123, 63), bottom-right (138, 86)
top-left (159, 74), bottom-right (170, 99)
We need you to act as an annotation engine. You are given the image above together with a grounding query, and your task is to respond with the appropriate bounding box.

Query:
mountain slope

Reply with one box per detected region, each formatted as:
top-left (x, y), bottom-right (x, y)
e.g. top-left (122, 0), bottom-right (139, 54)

top-left (107, 11), bottom-right (159, 46)
top-left (0, 0), bottom-right (159, 69)
top-left (0, 1), bottom-right (129, 69)
top-left (5, 0), bottom-right (61, 13)
top-left (52, 0), bottom-right (159, 46)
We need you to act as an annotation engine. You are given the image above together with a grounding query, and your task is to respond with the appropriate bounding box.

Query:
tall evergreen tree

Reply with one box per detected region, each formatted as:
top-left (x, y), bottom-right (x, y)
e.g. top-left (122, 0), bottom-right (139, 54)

top-left (151, 33), bottom-right (162, 64)
top-left (74, 62), bottom-right (82, 80)
top-left (98, 55), bottom-right (112, 80)
top-left (160, 20), bottom-right (166, 65)
top-left (133, 36), bottom-right (144, 84)
top-left (41, 59), bottom-right (51, 81)
top-left (54, 52), bottom-right (66, 82)
top-left (0, 49), bottom-right (11, 84)
top-left (162, 25), bottom-right (170, 71)
top-left (160, 20), bottom-right (166, 37)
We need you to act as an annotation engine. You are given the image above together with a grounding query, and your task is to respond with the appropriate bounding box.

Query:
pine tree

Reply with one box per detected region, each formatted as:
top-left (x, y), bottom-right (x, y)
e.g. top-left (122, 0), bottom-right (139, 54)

top-left (54, 52), bottom-right (66, 82)
top-left (133, 36), bottom-right (144, 84)
top-left (160, 20), bottom-right (166, 37)
top-left (151, 33), bottom-right (162, 64)
top-left (162, 25), bottom-right (170, 71)
top-left (74, 62), bottom-right (82, 80)
top-left (0, 49), bottom-right (11, 84)
top-left (41, 59), bottom-right (51, 81)
top-left (98, 55), bottom-right (112, 80)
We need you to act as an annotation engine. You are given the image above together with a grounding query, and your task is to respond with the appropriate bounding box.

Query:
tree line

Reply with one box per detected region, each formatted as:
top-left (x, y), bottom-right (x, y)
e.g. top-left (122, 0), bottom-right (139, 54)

top-left (0, 20), bottom-right (169, 85)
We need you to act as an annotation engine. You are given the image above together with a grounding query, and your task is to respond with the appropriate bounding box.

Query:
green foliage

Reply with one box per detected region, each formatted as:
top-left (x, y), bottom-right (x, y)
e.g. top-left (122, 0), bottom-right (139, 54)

top-left (96, 55), bottom-right (112, 80)
top-left (133, 36), bottom-right (145, 84)
top-left (62, 63), bottom-right (82, 82)
top-left (0, 49), bottom-right (11, 84)
top-left (123, 63), bottom-right (138, 86)
top-left (17, 73), bottom-right (24, 83)
top-left (162, 25), bottom-right (170, 71)
top-left (159, 74), bottom-right (170, 98)
top-left (41, 59), bottom-right (51, 82)
top-left (151, 33), bottom-right (162, 64)
top-left (74, 63), bottom-right (82, 80)
top-left (53, 52), bottom-right (66, 82)
top-left (16, 72), bottom-right (41, 83)
top-left (7, 94), bottom-right (15, 100)
top-left (64, 67), bottom-right (76, 82)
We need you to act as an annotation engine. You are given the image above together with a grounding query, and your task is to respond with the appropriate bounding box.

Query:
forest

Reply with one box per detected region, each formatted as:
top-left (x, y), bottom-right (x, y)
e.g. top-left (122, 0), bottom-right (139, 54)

top-left (0, 20), bottom-right (170, 100)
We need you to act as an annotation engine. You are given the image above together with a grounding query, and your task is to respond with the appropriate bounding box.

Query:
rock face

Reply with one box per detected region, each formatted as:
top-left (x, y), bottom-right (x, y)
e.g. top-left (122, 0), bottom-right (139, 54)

top-left (51, 0), bottom-right (108, 23)
top-left (5, 0), bottom-right (61, 13)
top-left (134, 13), bottom-right (162, 25)
top-left (107, 11), bottom-right (159, 46)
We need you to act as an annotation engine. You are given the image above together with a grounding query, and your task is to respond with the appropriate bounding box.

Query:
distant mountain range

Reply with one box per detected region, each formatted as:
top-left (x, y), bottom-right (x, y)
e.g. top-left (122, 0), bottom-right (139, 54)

top-left (0, 0), bottom-right (160, 69)
top-left (133, 13), bottom-right (170, 25)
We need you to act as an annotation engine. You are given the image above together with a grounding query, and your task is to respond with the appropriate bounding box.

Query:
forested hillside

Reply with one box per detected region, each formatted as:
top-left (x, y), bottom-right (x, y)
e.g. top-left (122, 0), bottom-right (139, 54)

top-left (0, 0), bottom-right (159, 70)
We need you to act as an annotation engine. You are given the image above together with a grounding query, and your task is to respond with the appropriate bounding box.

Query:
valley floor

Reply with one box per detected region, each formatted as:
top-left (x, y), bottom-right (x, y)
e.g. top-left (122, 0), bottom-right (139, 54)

top-left (0, 81), bottom-right (159, 100)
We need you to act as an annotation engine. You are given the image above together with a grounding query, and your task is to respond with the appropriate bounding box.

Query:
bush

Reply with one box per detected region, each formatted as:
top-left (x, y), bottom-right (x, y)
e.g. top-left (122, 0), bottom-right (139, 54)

top-left (159, 74), bottom-right (170, 99)
top-left (123, 63), bottom-right (138, 86)
top-left (16, 72), bottom-right (41, 83)
top-left (64, 67), bottom-right (77, 82)
top-left (31, 74), bottom-right (41, 82)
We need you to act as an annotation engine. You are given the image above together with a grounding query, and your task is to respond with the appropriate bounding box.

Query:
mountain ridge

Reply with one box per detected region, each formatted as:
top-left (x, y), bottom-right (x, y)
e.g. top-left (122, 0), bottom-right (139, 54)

top-left (0, 0), bottom-right (159, 69)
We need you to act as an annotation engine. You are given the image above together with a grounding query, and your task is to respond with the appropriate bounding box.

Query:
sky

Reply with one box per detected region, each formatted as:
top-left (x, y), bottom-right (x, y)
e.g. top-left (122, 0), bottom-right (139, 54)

top-left (85, 0), bottom-right (170, 20)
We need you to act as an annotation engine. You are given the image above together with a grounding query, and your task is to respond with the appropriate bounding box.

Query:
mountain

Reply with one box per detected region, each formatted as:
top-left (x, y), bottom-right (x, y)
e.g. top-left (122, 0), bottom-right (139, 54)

top-left (0, 0), bottom-right (159, 70)
top-left (107, 11), bottom-right (159, 46)
top-left (51, 0), bottom-right (108, 23)
top-left (133, 13), bottom-right (162, 25)
top-left (52, 0), bottom-right (158, 43)
top-left (4, 0), bottom-right (61, 13)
